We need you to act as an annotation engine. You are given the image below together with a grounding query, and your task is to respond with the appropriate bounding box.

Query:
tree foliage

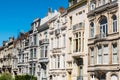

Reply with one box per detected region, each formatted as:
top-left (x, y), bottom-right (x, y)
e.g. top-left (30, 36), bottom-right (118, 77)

top-left (15, 74), bottom-right (37, 80)
top-left (0, 73), bottom-right (13, 80)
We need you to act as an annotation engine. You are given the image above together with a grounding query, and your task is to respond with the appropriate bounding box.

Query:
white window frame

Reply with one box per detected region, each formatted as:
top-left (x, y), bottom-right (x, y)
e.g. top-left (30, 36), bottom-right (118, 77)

top-left (97, 46), bottom-right (102, 64)
top-left (112, 15), bottom-right (117, 32)
top-left (90, 48), bottom-right (94, 65)
top-left (90, 2), bottom-right (95, 10)
top-left (112, 44), bottom-right (117, 64)
top-left (103, 45), bottom-right (108, 64)
top-left (90, 22), bottom-right (94, 38)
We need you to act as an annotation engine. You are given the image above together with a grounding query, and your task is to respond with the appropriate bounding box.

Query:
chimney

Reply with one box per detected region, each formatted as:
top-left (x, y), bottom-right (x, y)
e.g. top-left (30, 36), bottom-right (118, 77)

top-left (58, 7), bottom-right (65, 13)
top-left (9, 37), bottom-right (14, 42)
top-left (47, 8), bottom-right (52, 16)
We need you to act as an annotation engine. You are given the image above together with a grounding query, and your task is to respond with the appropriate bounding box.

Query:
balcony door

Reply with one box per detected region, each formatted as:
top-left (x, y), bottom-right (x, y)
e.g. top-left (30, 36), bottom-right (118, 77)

top-left (99, 17), bottom-right (107, 37)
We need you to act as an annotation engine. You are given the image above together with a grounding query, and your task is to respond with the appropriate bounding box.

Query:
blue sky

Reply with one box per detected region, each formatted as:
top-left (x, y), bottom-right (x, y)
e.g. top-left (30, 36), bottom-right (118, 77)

top-left (0, 0), bottom-right (68, 45)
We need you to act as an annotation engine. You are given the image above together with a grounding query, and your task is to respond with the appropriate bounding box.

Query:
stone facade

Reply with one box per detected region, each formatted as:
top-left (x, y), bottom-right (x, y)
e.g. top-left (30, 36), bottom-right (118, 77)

top-left (0, 0), bottom-right (120, 80)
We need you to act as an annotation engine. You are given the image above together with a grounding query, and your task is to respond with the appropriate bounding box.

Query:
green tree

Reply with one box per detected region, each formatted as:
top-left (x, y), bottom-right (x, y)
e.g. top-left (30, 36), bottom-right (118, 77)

top-left (0, 73), bottom-right (13, 80)
top-left (15, 74), bottom-right (37, 80)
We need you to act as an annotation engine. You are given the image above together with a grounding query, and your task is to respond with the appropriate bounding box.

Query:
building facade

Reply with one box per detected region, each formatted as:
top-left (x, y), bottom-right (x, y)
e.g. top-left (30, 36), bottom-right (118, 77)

top-left (0, 0), bottom-right (120, 80)
top-left (66, 0), bottom-right (89, 80)
top-left (0, 37), bottom-right (14, 74)
top-left (48, 8), bottom-right (67, 80)
top-left (87, 0), bottom-right (119, 80)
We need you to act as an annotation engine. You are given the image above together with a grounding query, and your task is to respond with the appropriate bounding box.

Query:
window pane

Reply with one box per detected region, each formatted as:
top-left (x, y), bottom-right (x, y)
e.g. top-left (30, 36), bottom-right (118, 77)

top-left (112, 44), bottom-right (117, 64)
top-left (103, 45), bottom-right (108, 64)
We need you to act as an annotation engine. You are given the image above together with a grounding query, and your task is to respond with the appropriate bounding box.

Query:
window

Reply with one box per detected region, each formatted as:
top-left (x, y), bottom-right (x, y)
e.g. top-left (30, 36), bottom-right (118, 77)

top-left (51, 38), bottom-right (53, 49)
top-left (30, 49), bottom-right (33, 59)
top-left (58, 56), bottom-right (60, 68)
top-left (63, 35), bottom-right (66, 47)
top-left (33, 63), bottom-right (36, 75)
top-left (29, 64), bottom-right (32, 75)
top-left (112, 15), bottom-right (117, 32)
top-left (98, 0), bottom-right (107, 6)
top-left (34, 48), bottom-right (36, 58)
top-left (90, 48), bottom-right (94, 65)
top-left (90, 22), bottom-right (94, 38)
top-left (70, 16), bottom-right (72, 28)
top-left (63, 55), bottom-right (65, 68)
top-left (19, 54), bottom-right (21, 63)
top-left (22, 54), bottom-right (24, 62)
top-left (69, 38), bottom-right (72, 53)
top-left (90, 2), bottom-right (95, 10)
top-left (99, 17), bottom-right (108, 37)
top-left (42, 66), bottom-right (47, 79)
top-left (97, 46), bottom-right (102, 64)
top-left (73, 32), bottom-right (84, 52)
top-left (34, 34), bottom-right (37, 45)
top-left (103, 45), bottom-right (108, 64)
top-left (41, 46), bottom-right (44, 58)
top-left (112, 44), bottom-right (117, 64)
top-left (57, 37), bottom-right (59, 48)
top-left (45, 46), bottom-right (48, 57)
top-left (111, 75), bottom-right (118, 80)
top-left (79, 66), bottom-right (83, 79)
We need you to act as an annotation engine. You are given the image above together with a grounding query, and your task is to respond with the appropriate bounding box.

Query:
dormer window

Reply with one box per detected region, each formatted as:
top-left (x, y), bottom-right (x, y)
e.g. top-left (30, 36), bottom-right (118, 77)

top-left (90, 2), bottom-right (95, 10)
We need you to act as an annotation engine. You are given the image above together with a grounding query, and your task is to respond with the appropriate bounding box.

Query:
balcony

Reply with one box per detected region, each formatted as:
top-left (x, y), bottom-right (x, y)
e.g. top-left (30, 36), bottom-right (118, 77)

top-left (39, 39), bottom-right (49, 45)
top-left (94, 33), bottom-right (107, 42)
top-left (72, 23), bottom-right (84, 31)
top-left (72, 52), bottom-right (84, 58)
top-left (77, 76), bottom-right (83, 80)
top-left (30, 42), bottom-right (37, 47)
top-left (39, 57), bottom-right (49, 63)
top-left (66, 67), bottom-right (72, 73)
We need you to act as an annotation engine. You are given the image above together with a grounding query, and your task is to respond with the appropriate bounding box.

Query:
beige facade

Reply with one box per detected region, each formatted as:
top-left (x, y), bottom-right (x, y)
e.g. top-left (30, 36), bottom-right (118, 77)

top-left (48, 9), bottom-right (68, 80)
top-left (0, 37), bottom-right (14, 74)
top-left (0, 0), bottom-right (120, 80)
top-left (87, 0), bottom-right (119, 80)
top-left (66, 0), bottom-right (89, 80)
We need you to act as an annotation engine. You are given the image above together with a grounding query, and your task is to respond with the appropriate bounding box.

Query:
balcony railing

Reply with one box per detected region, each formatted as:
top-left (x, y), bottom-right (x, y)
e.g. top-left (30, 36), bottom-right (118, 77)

top-left (95, 33), bottom-right (107, 39)
top-left (39, 57), bottom-right (49, 63)
top-left (40, 39), bottom-right (49, 45)
top-left (73, 22), bottom-right (84, 31)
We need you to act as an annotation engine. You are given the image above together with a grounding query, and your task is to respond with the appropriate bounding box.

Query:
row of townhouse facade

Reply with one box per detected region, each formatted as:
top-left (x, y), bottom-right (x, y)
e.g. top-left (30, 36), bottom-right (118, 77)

top-left (0, 0), bottom-right (120, 80)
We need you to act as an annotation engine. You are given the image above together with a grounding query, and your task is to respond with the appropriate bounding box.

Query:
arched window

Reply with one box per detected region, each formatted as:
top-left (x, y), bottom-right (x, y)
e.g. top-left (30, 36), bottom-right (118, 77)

top-left (90, 2), bottom-right (95, 10)
top-left (99, 17), bottom-right (107, 37)
top-left (112, 15), bottom-right (117, 32)
top-left (111, 74), bottom-right (118, 80)
top-left (90, 22), bottom-right (94, 38)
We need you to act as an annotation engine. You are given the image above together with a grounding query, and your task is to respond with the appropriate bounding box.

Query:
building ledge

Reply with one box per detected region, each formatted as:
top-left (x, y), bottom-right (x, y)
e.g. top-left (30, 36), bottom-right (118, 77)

top-left (39, 57), bottom-right (49, 63)
top-left (72, 52), bottom-right (84, 58)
